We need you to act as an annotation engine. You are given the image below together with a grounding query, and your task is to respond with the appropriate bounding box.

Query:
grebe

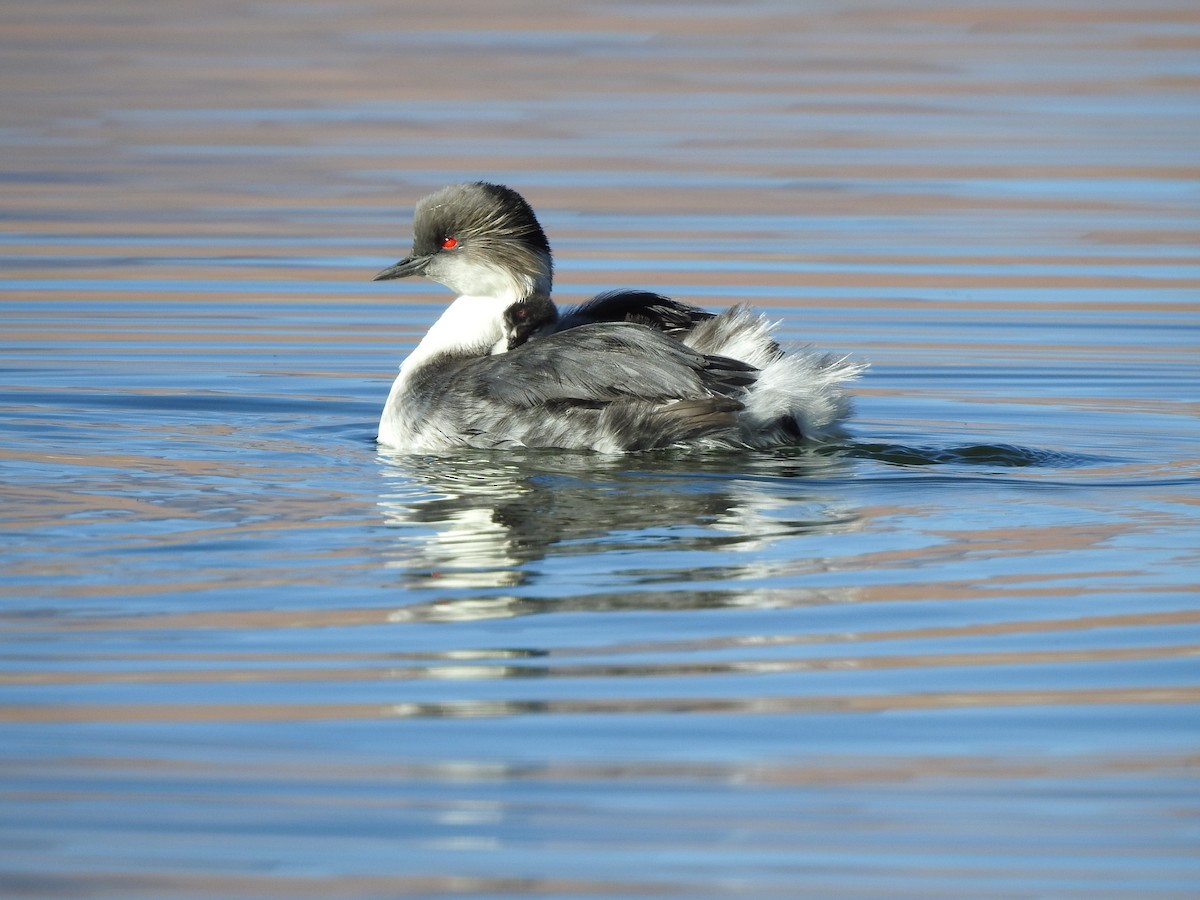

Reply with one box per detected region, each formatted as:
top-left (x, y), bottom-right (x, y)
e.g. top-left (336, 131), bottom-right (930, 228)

top-left (373, 181), bottom-right (863, 452)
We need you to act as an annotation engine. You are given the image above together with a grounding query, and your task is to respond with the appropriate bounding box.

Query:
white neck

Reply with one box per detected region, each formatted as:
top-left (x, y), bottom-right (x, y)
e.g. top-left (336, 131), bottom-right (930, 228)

top-left (398, 294), bottom-right (509, 376)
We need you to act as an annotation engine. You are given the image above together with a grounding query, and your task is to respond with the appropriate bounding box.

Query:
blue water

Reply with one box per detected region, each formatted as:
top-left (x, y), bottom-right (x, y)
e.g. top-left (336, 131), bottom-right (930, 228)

top-left (3, 2), bottom-right (1200, 897)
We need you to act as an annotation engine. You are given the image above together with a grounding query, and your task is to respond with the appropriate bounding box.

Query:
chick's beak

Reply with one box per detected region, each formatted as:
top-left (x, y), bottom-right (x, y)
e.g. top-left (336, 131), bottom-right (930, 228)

top-left (373, 254), bottom-right (431, 281)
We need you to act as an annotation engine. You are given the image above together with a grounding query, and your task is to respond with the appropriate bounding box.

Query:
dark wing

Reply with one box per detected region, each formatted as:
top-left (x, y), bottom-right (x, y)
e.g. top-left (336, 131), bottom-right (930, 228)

top-left (405, 323), bottom-right (761, 451)
top-left (558, 290), bottom-right (714, 336)
top-left (462, 322), bottom-right (756, 408)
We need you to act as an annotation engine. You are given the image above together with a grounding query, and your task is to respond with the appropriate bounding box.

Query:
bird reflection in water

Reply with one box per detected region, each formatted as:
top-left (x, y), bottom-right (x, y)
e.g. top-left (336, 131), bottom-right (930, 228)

top-left (375, 448), bottom-right (862, 621)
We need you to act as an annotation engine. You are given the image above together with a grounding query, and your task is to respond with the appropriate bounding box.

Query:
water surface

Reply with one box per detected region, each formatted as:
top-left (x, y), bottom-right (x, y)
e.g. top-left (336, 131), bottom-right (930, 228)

top-left (2, 1), bottom-right (1199, 897)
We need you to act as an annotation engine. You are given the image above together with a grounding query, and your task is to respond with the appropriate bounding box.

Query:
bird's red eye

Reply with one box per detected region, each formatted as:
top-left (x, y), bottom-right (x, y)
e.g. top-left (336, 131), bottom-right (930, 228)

top-left (441, 237), bottom-right (458, 250)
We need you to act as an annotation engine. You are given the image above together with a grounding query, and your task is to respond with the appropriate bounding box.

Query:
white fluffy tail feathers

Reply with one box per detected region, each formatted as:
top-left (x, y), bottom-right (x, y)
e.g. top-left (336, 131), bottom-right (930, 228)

top-left (684, 304), bottom-right (782, 370)
top-left (743, 349), bottom-right (866, 443)
top-left (682, 305), bottom-right (866, 445)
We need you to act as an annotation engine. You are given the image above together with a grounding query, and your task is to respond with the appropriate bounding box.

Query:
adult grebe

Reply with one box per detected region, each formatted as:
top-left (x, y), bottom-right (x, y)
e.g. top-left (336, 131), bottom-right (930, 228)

top-left (373, 182), bottom-right (864, 452)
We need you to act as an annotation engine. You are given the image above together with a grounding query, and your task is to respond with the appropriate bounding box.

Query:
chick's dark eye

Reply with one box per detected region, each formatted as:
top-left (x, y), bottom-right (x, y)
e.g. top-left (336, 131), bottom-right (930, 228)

top-left (441, 237), bottom-right (458, 250)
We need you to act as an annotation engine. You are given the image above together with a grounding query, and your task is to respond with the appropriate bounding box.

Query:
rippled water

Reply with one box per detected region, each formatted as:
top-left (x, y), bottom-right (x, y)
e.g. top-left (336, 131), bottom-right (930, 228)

top-left (3, 2), bottom-right (1200, 897)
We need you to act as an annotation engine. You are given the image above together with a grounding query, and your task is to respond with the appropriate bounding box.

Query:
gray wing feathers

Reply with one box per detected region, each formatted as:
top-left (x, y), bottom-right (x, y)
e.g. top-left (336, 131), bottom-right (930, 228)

top-left (408, 324), bottom-right (756, 451)
top-left (472, 324), bottom-right (754, 407)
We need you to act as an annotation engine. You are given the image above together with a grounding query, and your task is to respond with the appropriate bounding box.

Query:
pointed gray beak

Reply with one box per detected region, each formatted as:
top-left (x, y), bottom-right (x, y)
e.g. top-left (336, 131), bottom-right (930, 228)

top-left (373, 254), bottom-right (431, 281)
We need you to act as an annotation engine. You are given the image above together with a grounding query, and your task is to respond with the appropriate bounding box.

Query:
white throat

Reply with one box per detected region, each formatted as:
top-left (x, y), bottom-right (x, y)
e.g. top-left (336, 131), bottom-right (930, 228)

top-left (431, 255), bottom-right (551, 303)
